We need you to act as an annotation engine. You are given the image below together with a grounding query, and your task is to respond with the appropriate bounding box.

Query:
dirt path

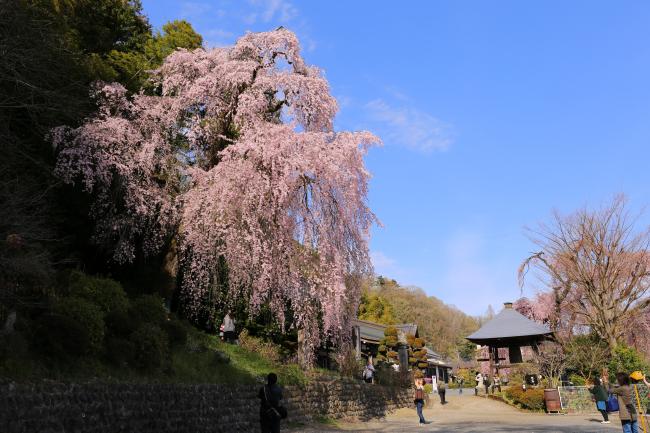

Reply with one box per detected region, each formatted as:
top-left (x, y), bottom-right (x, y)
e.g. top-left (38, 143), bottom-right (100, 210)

top-left (289, 391), bottom-right (626, 432)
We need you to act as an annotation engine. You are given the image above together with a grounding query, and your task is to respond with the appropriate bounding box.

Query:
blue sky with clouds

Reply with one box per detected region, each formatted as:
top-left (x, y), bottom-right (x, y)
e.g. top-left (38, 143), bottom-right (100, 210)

top-left (142, 0), bottom-right (650, 315)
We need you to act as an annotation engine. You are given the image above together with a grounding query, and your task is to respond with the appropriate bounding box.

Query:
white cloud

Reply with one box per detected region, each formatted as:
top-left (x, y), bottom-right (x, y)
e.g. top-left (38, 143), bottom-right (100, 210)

top-left (370, 251), bottom-right (397, 275)
top-left (180, 2), bottom-right (213, 19)
top-left (364, 98), bottom-right (453, 153)
top-left (204, 29), bottom-right (236, 48)
top-left (245, 0), bottom-right (298, 24)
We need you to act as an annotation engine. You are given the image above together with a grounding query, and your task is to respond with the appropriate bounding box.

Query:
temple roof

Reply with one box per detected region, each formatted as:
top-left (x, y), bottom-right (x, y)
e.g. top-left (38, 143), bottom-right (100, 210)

top-left (466, 303), bottom-right (552, 346)
top-left (352, 319), bottom-right (418, 344)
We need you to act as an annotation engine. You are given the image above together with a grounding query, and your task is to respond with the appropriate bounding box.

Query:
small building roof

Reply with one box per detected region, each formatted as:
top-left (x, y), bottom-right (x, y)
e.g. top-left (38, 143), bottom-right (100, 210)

top-left (426, 347), bottom-right (453, 368)
top-left (466, 303), bottom-right (552, 346)
top-left (352, 319), bottom-right (418, 344)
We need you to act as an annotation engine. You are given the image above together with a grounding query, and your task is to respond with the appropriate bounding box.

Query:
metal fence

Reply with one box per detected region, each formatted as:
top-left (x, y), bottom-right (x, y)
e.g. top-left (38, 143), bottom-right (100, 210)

top-left (558, 384), bottom-right (649, 414)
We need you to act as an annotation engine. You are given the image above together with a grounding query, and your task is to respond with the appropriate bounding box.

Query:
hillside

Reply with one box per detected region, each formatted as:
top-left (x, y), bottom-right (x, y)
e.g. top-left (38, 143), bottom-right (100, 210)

top-left (359, 277), bottom-right (479, 359)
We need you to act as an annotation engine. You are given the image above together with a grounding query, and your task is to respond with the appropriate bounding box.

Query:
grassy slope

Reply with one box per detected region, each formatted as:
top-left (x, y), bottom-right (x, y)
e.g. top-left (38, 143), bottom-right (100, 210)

top-left (0, 329), bottom-right (306, 385)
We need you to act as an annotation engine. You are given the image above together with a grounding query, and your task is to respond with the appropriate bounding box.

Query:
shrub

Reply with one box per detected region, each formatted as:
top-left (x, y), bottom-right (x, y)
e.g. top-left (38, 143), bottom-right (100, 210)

top-left (424, 384), bottom-right (433, 394)
top-left (406, 334), bottom-right (415, 346)
top-left (130, 295), bottom-right (167, 325)
top-left (32, 313), bottom-right (92, 358)
top-left (162, 320), bottom-right (188, 348)
top-left (504, 387), bottom-right (545, 411)
top-left (68, 271), bottom-right (129, 315)
top-left (0, 332), bottom-right (29, 361)
top-left (105, 337), bottom-right (135, 366)
top-left (569, 373), bottom-right (587, 386)
top-left (105, 309), bottom-right (139, 338)
top-left (54, 297), bottom-right (105, 353)
top-left (608, 345), bottom-right (650, 382)
top-left (130, 324), bottom-right (170, 370)
top-left (238, 329), bottom-right (280, 363)
top-left (384, 326), bottom-right (398, 337)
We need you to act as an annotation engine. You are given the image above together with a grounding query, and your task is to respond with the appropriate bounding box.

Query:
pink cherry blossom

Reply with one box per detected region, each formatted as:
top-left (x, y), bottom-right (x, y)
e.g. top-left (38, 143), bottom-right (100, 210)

top-left (53, 29), bottom-right (380, 362)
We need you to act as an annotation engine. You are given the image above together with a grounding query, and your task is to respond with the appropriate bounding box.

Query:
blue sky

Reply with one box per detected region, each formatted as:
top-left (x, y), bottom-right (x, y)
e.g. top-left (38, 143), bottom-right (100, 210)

top-left (142, 0), bottom-right (650, 316)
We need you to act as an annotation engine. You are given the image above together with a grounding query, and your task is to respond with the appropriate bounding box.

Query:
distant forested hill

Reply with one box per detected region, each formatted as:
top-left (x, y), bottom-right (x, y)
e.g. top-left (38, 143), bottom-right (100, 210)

top-left (358, 276), bottom-right (479, 359)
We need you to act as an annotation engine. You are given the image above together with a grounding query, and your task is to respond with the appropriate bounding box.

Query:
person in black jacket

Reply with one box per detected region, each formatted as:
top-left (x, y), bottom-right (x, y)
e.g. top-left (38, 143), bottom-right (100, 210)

top-left (259, 373), bottom-right (284, 433)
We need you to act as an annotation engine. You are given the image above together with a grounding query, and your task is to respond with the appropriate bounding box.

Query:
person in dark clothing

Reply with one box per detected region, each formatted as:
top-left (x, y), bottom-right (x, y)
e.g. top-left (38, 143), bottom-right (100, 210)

top-left (589, 377), bottom-right (610, 423)
top-left (438, 379), bottom-right (447, 404)
top-left (259, 373), bottom-right (284, 433)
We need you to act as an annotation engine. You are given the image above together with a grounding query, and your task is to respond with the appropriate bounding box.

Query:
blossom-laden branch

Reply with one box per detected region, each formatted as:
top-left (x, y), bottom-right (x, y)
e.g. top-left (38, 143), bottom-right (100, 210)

top-left (52, 28), bottom-right (381, 363)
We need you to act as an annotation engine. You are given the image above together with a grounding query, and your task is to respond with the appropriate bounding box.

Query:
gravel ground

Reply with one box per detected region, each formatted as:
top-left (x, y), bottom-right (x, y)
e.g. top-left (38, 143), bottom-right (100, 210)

top-left (287, 391), bottom-right (633, 433)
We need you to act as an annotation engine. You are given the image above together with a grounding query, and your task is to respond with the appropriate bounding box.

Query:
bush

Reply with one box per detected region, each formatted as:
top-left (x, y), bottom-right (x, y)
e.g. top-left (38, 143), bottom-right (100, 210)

top-left (130, 295), bottom-right (167, 325)
top-left (569, 373), bottom-right (587, 386)
top-left (0, 332), bottom-right (29, 361)
top-left (238, 329), bottom-right (280, 363)
top-left (68, 271), bottom-right (129, 315)
top-left (130, 324), bottom-right (170, 370)
top-left (32, 313), bottom-right (92, 358)
top-left (424, 384), bottom-right (433, 394)
top-left (54, 297), bottom-right (105, 353)
top-left (162, 320), bottom-right (188, 348)
top-left (504, 387), bottom-right (545, 411)
top-left (105, 309), bottom-right (139, 338)
top-left (105, 337), bottom-right (135, 366)
top-left (608, 345), bottom-right (650, 382)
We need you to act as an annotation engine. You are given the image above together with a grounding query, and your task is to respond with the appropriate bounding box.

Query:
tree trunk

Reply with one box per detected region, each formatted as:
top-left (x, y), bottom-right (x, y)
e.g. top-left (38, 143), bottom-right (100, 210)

top-left (297, 328), bottom-right (313, 370)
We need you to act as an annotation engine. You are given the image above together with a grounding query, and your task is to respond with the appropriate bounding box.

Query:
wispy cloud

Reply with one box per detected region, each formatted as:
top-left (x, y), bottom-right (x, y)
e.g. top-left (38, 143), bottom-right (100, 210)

top-left (180, 1), bottom-right (213, 19)
top-left (364, 98), bottom-right (453, 153)
top-left (370, 250), bottom-right (397, 272)
top-left (245, 0), bottom-right (298, 25)
top-left (204, 29), bottom-right (235, 48)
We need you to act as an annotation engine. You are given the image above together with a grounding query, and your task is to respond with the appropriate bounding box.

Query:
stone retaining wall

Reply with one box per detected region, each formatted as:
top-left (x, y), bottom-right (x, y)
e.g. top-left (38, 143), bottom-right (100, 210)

top-left (1, 379), bottom-right (411, 433)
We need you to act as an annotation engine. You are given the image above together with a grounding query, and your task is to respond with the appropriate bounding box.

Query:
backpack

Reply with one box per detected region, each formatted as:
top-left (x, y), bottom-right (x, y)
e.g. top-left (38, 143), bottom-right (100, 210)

top-left (606, 394), bottom-right (619, 412)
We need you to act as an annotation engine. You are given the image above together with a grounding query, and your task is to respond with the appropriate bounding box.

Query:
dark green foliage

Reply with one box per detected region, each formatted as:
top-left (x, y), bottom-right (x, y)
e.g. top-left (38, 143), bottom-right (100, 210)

top-left (0, 332), bottom-right (30, 361)
top-left (458, 340), bottom-right (477, 361)
top-left (68, 271), bottom-right (129, 314)
top-left (130, 323), bottom-right (170, 370)
top-left (54, 297), bottom-right (105, 353)
top-left (105, 309), bottom-right (139, 338)
top-left (33, 313), bottom-right (92, 358)
top-left (162, 320), bottom-right (188, 348)
top-left (105, 337), bottom-right (136, 367)
top-left (608, 345), bottom-right (650, 381)
top-left (130, 294), bottom-right (167, 325)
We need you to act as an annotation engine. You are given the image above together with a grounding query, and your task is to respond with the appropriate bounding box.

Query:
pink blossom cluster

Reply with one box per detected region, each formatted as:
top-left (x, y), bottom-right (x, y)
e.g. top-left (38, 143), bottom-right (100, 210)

top-left (52, 29), bottom-right (380, 358)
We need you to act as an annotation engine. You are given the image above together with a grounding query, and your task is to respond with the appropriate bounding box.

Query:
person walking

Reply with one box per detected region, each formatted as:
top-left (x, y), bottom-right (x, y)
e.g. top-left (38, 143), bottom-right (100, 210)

top-left (438, 378), bottom-right (447, 404)
top-left (259, 372), bottom-right (285, 433)
top-left (493, 375), bottom-right (501, 393)
top-left (414, 377), bottom-right (427, 425)
top-left (475, 372), bottom-right (483, 396)
top-left (589, 377), bottom-right (610, 424)
top-left (362, 358), bottom-right (375, 384)
top-left (609, 372), bottom-right (639, 433)
top-left (483, 374), bottom-right (491, 395)
top-left (222, 311), bottom-right (236, 344)
top-left (458, 376), bottom-right (464, 395)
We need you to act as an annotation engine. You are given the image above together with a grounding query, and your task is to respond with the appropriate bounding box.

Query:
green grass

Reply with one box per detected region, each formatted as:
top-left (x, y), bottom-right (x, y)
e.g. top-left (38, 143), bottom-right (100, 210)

top-left (0, 328), bottom-right (307, 385)
top-left (314, 415), bottom-right (339, 426)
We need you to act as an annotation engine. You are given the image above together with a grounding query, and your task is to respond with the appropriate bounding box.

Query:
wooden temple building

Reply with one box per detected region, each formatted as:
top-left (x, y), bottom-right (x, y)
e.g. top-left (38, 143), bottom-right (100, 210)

top-left (466, 302), bottom-right (553, 376)
top-left (352, 318), bottom-right (453, 382)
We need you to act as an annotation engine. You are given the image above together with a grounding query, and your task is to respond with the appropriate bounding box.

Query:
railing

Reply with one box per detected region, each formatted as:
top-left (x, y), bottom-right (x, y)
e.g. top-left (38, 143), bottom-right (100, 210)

top-left (558, 384), bottom-right (649, 415)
